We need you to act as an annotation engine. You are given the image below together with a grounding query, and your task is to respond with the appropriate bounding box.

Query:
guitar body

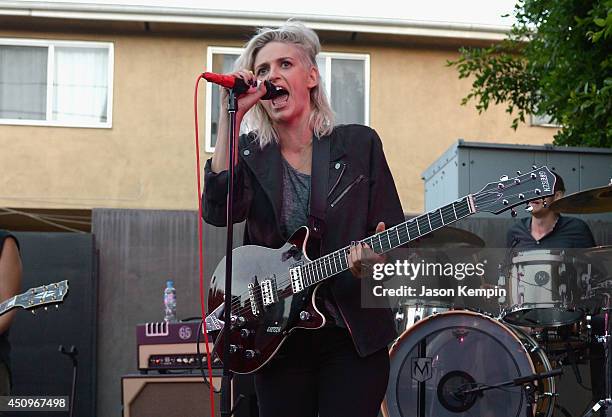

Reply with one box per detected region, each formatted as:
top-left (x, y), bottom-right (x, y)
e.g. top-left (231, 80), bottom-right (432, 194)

top-left (208, 227), bottom-right (325, 374)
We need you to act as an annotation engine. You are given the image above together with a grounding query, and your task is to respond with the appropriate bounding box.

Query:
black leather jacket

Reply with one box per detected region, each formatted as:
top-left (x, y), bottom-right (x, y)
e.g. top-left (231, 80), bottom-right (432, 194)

top-left (202, 124), bottom-right (405, 357)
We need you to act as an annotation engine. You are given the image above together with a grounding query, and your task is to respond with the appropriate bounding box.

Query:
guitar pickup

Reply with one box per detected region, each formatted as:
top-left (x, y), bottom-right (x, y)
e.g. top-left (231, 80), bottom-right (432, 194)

top-left (289, 267), bottom-right (304, 293)
top-left (260, 278), bottom-right (279, 306)
top-left (247, 282), bottom-right (261, 315)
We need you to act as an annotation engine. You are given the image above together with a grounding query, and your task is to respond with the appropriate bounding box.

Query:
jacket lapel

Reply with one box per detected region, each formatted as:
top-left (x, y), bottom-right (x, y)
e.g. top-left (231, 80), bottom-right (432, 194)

top-left (326, 130), bottom-right (347, 200)
top-left (241, 140), bottom-right (283, 225)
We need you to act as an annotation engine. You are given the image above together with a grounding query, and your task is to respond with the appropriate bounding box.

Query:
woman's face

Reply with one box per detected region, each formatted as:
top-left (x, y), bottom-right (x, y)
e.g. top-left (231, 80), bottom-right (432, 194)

top-left (253, 41), bottom-right (318, 127)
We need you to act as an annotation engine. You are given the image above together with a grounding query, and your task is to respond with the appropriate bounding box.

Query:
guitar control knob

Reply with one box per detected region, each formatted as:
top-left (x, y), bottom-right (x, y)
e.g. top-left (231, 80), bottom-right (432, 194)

top-left (240, 329), bottom-right (252, 339)
top-left (299, 311), bottom-right (311, 321)
top-left (229, 344), bottom-right (241, 354)
top-left (235, 316), bottom-right (246, 327)
top-left (244, 349), bottom-right (259, 359)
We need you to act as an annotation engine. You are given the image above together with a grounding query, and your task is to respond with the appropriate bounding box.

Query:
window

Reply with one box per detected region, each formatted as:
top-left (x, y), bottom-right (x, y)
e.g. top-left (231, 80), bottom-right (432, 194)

top-left (205, 47), bottom-right (369, 152)
top-left (0, 38), bottom-right (113, 128)
top-left (531, 113), bottom-right (561, 128)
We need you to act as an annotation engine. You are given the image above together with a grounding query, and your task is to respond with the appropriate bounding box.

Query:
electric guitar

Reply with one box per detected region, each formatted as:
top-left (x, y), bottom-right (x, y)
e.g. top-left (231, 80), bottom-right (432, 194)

top-left (204, 167), bottom-right (556, 374)
top-left (0, 280), bottom-right (69, 316)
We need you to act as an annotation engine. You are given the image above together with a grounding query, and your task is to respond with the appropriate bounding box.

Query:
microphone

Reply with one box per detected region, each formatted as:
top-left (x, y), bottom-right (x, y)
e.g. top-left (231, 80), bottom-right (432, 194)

top-left (203, 72), bottom-right (285, 100)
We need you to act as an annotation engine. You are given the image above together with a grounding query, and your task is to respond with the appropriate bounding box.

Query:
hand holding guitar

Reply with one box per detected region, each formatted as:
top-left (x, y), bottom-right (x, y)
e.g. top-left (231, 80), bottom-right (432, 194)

top-left (349, 222), bottom-right (387, 278)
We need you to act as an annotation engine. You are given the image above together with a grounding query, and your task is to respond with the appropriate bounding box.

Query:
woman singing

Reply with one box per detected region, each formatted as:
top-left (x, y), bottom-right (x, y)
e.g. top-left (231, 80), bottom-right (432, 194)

top-left (203, 21), bottom-right (404, 417)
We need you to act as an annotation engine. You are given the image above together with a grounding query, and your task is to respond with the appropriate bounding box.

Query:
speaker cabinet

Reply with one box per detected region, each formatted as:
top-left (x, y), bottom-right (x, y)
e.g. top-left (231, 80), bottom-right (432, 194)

top-left (122, 372), bottom-right (225, 417)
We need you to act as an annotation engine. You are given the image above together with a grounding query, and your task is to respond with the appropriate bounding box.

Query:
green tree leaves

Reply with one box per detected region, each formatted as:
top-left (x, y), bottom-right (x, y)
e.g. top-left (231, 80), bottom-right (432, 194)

top-left (448, 0), bottom-right (612, 147)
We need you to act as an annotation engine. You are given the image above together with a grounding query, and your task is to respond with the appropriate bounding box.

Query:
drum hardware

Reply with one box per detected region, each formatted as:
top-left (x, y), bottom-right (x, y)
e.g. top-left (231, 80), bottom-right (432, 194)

top-left (581, 303), bottom-right (612, 417)
top-left (454, 368), bottom-right (563, 417)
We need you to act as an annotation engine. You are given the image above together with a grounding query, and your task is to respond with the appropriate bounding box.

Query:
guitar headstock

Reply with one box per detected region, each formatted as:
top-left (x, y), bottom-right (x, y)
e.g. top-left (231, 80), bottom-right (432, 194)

top-left (474, 167), bottom-right (556, 214)
top-left (14, 280), bottom-right (69, 312)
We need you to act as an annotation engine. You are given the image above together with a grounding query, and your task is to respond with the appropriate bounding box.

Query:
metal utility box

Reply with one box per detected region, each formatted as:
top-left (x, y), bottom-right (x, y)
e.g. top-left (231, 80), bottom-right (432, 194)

top-left (422, 140), bottom-right (612, 219)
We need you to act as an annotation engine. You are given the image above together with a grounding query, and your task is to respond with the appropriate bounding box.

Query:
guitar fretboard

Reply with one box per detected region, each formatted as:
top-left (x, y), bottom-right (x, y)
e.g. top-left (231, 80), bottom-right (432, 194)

top-left (298, 196), bottom-right (473, 288)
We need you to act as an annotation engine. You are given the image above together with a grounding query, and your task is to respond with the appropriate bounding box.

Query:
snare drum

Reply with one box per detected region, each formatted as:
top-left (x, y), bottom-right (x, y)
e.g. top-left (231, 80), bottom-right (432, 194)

top-left (395, 303), bottom-right (452, 332)
top-left (499, 249), bottom-right (586, 327)
top-left (383, 310), bottom-right (556, 417)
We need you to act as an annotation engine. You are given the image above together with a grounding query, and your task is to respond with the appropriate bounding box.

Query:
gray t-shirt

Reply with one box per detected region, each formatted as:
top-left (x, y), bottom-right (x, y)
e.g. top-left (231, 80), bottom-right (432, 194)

top-left (279, 158), bottom-right (345, 328)
top-left (279, 157), bottom-right (311, 237)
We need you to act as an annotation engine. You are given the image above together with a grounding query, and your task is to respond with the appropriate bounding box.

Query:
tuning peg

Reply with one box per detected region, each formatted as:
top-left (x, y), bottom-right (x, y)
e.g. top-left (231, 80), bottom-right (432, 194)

top-left (543, 201), bottom-right (548, 208)
top-left (31, 310), bottom-right (36, 315)
top-left (517, 170), bottom-right (522, 175)
top-left (500, 175), bottom-right (509, 181)
top-left (503, 199), bottom-right (509, 206)
top-left (497, 183), bottom-right (505, 189)
top-left (532, 165), bottom-right (537, 170)
top-left (511, 209), bottom-right (517, 218)
top-left (44, 307), bottom-right (48, 311)
top-left (519, 193), bottom-right (525, 200)
top-left (531, 173), bottom-right (537, 179)
top-left (55, 305), bottom-right (59, 309)
top-left (514, 178), bottom-right (521, 184)
top-left (535, 189), bottom-right (541, 195)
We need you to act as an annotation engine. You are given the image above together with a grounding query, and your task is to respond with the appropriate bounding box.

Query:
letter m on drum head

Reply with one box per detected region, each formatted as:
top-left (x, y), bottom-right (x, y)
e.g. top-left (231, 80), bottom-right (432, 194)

top-left (411, 357), bottom-right (432, 382)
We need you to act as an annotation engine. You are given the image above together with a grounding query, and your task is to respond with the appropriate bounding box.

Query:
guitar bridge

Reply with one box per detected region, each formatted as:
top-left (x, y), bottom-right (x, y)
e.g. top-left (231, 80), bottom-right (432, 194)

top-left (289, 266), bottom-right (304, 293)
top-left (247, 282), bottom-right (260, 315)
top-left (260, 277), bottom-right (279, 306)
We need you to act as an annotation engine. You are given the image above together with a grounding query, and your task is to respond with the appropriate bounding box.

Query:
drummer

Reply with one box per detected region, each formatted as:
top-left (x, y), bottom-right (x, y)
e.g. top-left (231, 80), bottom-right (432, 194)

top-left (506, 172), bottom-right (606, 404)
top-left (506, 172), bottom-right (595, 249)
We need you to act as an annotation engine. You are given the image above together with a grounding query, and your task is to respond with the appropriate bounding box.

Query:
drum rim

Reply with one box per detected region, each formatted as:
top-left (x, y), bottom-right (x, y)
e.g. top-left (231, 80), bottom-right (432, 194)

top-left (501, 305), bottom-right (585, 327)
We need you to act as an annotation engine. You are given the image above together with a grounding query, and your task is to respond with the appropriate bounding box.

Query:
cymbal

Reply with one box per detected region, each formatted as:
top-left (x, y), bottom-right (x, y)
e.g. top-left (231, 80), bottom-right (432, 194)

top-left (579, 245), bottom-right (612, 259)
top-left (549, 184), bottom-right (612, 214)
top-left (407, 226), bottom-right (484, 249)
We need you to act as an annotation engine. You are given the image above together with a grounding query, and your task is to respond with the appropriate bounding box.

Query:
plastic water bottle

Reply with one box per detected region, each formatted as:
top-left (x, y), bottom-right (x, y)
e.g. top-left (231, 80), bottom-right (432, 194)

top-left (163, 280), bottom-right (177, 322)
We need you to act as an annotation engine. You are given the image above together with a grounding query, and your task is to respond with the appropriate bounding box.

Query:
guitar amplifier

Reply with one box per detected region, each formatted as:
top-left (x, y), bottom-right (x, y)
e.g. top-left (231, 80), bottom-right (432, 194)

top-left (121, 372), bottom-right (224, 417)
top-left (122, 372), bottom-right (259, 417)
top-left (136, 321), bottom-right (217, 371)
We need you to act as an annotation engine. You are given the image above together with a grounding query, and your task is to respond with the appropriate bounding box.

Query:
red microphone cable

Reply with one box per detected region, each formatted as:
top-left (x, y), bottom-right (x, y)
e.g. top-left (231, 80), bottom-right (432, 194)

top-left (193, 72), bottom-right (216, 417)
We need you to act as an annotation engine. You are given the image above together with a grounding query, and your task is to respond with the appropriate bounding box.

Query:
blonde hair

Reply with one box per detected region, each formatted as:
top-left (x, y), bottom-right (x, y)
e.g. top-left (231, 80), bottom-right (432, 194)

top-left (234, 21), bottom-right (335, 147)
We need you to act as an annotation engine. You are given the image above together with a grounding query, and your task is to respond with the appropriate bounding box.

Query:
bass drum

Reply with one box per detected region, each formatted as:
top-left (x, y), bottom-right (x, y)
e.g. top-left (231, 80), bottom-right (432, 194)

top-left (383, 311), bottom-right (555, 417)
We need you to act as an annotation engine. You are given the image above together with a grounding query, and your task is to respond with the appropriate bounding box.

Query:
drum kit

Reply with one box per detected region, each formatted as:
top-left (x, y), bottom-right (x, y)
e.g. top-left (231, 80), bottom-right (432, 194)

top-left (383, 183), bottom-right (612, 417)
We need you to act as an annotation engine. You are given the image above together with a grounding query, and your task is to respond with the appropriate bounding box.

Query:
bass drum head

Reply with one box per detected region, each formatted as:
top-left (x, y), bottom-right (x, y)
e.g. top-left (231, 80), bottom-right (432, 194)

top-left (383, 311), bottom-right (544, 417)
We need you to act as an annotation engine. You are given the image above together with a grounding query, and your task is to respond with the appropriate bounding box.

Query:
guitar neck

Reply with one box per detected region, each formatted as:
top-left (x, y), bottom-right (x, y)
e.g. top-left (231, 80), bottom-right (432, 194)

top-left (0, 296), bottom-right (17, 316)
top-left (299, 195), bottom-right (475, 288)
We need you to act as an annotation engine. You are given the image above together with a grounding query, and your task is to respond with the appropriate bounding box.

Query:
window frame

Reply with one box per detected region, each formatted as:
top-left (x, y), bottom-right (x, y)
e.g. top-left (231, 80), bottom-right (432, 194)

top-left (0, 37), bottom-right (114, 129)
top-left (204, 46), bottom-right (370, 152)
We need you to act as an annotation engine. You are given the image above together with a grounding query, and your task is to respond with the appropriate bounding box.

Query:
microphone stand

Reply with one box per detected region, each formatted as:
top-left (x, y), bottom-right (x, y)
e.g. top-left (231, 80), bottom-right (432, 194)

top-left (58, 345), bottom-right (78, 417)
top-left (458, 369), bottom-right (562, 417)
top-left (220, 89), bottom-right (241, 417)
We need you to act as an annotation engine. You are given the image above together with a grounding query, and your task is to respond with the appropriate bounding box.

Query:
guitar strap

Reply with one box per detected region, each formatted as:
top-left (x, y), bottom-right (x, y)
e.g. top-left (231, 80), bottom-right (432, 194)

top-left (307, 134), bottom-right (330, 255)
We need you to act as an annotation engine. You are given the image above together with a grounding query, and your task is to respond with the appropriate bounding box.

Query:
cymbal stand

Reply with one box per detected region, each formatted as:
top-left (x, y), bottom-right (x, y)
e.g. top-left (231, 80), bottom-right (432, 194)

top-left (582, 298), bottom-right (612, 417)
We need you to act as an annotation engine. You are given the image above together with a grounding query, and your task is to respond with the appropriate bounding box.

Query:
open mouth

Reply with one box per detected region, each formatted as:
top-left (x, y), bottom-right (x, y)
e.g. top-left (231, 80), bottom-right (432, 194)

top-left (271, 87), bottom-right (289, 106)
